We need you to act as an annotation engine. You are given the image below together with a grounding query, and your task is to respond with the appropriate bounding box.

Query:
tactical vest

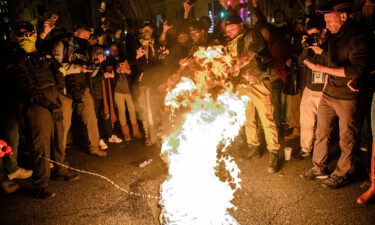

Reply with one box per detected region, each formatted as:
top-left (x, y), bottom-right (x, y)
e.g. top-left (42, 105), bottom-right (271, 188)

top-left (25, 52), bottom-right (63, 90)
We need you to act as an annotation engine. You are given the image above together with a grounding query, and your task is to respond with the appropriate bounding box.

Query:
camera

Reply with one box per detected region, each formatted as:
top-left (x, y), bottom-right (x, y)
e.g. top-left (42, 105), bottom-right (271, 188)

top-left (303, 33), bottom-right (320, 47)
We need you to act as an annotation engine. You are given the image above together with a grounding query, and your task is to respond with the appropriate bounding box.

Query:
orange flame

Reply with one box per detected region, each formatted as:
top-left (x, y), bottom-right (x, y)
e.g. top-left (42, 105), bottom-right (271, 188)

top-left (159, 46), bottom-right (249, 224)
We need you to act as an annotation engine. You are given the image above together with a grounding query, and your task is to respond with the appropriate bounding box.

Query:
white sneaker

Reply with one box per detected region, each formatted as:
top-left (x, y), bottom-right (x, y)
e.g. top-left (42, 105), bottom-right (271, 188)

top-left (108, 135), bottom-right (123, 143)
top-left (99, 139), bottom-right (108, 150)
top-left (8, 168), bottom-right (33, 180)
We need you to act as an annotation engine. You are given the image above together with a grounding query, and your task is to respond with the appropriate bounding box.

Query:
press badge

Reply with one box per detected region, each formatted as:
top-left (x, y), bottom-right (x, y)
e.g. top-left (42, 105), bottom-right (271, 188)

top-left (312, 71), bottom-right (325, 84)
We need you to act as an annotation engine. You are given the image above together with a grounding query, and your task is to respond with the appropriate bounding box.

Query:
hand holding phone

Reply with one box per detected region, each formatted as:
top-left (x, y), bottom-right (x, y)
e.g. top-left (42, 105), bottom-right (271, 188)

top-left (47, 14), bottom-right (59, 28)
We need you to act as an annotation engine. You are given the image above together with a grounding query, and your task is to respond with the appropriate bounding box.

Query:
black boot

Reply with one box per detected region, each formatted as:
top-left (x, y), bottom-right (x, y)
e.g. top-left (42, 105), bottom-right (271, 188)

top-left (33, 188), bottom-right (56, 199)
top-left (51, 171), bottom-right (80, 182)
top-left (267, 152), bottom-right (279, 174)
top-left (247, 145), bottom-right (260, 160)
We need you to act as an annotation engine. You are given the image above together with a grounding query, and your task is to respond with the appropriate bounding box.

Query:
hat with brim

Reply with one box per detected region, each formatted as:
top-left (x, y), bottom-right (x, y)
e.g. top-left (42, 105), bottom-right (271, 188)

top-left (316, 0), bottom-right (353, 14)
top-left (139, 20), bottom-right (152, 29)
top-left (225, 14), bottom-right (243, 26)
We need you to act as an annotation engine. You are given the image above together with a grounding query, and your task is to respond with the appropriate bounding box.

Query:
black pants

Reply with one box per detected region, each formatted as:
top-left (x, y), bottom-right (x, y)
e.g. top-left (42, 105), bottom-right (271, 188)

top-left (27, 89), bottom-right (65, 189)
top-left (93, 98), bottom-right (113, 139)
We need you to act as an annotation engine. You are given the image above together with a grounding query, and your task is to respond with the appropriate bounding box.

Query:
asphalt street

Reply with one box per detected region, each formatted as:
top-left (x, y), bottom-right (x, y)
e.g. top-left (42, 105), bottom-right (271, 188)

top-left (1, 135), bottom-right (375, 225)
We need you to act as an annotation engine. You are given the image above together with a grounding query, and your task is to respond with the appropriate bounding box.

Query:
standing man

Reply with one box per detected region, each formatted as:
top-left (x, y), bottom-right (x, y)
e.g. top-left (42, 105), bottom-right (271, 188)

top-left (53, 25), bottom-right (107, 157)
top-left (225, 15), bottom-right (281, 174)
top-left (295, 16), bottom-right (328, 160)
top-left (300, 0), bottom-right (375, 189)
top-left (13, 21), bottom-right (79, 198)
top-left (129, 20), bottom-right (164, 146)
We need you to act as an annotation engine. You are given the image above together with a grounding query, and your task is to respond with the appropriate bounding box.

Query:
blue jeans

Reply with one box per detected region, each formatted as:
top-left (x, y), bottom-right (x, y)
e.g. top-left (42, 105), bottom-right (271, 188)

top-left (271, 78), bottom-right (284, 131)
top-left (0, 106), bottom-right (20, 182)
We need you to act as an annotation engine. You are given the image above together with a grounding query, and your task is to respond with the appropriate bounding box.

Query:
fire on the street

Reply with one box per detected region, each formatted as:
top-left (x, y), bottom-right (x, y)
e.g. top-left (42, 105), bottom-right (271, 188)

top-left (159, 47), bottom-right (250, 225)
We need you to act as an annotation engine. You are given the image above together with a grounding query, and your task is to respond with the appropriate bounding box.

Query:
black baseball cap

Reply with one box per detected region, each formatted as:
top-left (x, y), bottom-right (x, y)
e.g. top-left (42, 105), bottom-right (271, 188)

top-left (15, 21), bottom-right (35, 37)
top-left (225, 14), bottom-right (243, 26)
top-left (316, 0), bottom-right (353, 14)
top-left (139, 20), bottom-right (153, 28)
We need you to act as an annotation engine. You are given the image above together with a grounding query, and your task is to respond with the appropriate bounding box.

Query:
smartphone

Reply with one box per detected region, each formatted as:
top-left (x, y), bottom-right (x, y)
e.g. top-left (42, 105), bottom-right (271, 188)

top-left (106, 65), bottom-right (113, 73)
top-left (47, 14), bottom-right (59, 27)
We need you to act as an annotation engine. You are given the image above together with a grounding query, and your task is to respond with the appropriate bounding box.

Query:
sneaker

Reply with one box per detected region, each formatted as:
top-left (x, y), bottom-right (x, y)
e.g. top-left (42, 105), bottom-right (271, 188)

top-left (246, 145), bottom-right (260, 160)
top-left (99, 139), bottom-right (108, 150)
top-left (321, 173), bottom-right (349, 189)
top-left (1, 180), bottom-right (20, 194)
top-left (90, 148), bottom-right (107, 157)
top-left (294, 150), bottom-right (311, 160)
top-left (33, 188), bottom-right (56, 199)
top-left (51, 171), bottom-right (80, 182)
top-left (267, 152), bottom-right (279, 174)
top-left (299, 168), bottom-right (329, 180)
top-left (8, 168), bottom-right (33, 180)
top-left (108, 135), bottom-right (123, 143)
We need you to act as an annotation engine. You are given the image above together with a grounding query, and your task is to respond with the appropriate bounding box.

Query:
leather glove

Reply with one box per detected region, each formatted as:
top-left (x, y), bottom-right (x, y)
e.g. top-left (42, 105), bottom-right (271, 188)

top-left (74, 101), bottom-right (85, 115)
top-left (51, 108), bottom-right (63, 121)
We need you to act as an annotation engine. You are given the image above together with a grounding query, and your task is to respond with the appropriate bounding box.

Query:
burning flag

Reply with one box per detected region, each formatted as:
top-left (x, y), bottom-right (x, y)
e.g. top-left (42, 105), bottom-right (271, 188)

top-left (159, 46), bottom-right (250, 225)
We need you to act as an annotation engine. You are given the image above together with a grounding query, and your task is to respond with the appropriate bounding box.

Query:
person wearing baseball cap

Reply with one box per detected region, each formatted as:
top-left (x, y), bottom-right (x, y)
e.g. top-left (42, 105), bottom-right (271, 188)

top-left (225, 14), bottom-right (282, 174)
top-left (300, 0), bottom-right (375, 189)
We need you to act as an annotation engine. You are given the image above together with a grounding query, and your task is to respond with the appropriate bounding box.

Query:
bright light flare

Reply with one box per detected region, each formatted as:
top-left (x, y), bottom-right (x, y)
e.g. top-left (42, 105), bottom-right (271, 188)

top-left (159, 47), bottom-right (249, 225)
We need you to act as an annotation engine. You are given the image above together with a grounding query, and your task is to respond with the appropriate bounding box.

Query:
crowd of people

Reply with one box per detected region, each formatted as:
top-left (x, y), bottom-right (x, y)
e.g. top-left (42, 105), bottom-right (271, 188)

top-left (0, 0), bottom-right (374, 206)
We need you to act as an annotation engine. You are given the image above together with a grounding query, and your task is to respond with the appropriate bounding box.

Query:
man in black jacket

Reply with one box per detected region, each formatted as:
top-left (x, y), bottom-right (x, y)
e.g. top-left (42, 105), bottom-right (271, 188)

top-left (12, 21), bottom-right (79, 198)
top-left (128, 20), bottom-right (163, 146)
top-left (53, 25), bottom-right (107, 157)
top-left (300, 0), bottom-right (375, 188)
top-left (225, 15), bottom-right (281, 174)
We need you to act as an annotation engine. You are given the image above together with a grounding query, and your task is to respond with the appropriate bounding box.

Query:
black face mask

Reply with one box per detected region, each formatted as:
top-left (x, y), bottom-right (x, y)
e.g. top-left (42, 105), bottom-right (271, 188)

top-left (74, 37), bottom-right (89, 50)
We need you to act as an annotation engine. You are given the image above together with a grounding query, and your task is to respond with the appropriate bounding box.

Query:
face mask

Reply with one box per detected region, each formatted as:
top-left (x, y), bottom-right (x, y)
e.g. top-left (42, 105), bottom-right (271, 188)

top-left (17, 35), bottom-right (37, 53)
top-left (74, 37), bottom-right (89, 50)
top-left (273, 21), bottom-right (287, 28)
top-left (139, 31), bottom-right (153, 40)
top-left (97, 34), bottom-right (106, 46)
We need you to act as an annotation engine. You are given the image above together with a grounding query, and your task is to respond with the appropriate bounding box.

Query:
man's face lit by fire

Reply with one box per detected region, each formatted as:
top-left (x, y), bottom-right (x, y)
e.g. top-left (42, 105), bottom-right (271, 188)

top-left (305, 0), bottom-right (312, 8)
top-left (189, 28), bottom-right (203, 43)
top-left (139, 25), bottom-right (153, 40)
top-left (177, 33), bottom-right (189, 44)
top-left (324, 11), bottom-right (347, 34)
top-left (109, 44), bottom-right (119, 58)
top-left (225, 23), bottom-right (243, 40)
top-left (362, 0), bottom-right (375, 19)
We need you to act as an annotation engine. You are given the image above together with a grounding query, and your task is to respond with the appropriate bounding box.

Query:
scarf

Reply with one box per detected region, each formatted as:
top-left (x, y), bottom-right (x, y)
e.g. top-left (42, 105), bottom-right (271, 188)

top-left (101, 79), bottom-right (117, 124)
top-left (227, 33), bottom-right (244, 58)
top-left (139, 38), bottom-right (155, 62)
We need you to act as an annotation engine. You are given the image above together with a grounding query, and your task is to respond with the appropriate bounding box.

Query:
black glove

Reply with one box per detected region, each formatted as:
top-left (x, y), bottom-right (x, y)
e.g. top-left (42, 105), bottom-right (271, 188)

top-left (74, 101), bottom-right (85, 115)
top-left (44, 100), bottom-right (63, 122)
top-left (51, 108), bottom-right (63, 121)
top-left (33, 94), bottom-right (61, 108)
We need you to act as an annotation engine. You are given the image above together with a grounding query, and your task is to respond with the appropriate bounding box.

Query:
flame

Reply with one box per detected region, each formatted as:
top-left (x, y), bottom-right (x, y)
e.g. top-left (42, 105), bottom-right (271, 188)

top-left (159, 46), bottom-right (249, 225)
